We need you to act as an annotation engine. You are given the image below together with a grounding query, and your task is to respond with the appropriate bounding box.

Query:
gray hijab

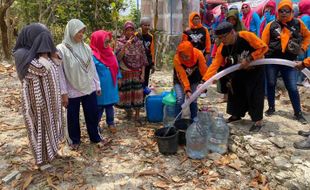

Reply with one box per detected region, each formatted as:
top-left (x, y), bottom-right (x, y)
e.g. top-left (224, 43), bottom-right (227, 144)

top-left (57, 19), bottom-right (96, 94)
top-left (13, 23), bottom-right (56, 80)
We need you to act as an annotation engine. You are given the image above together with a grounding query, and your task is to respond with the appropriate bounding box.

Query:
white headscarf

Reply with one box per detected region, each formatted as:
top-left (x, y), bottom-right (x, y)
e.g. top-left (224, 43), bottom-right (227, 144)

top-left (57, 19), bottom-right (96, 94)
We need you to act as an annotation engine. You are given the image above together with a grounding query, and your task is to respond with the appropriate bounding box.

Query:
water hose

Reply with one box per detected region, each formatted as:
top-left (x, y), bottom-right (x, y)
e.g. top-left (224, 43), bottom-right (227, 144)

top-left (182, 58), bottom-right (310, 109)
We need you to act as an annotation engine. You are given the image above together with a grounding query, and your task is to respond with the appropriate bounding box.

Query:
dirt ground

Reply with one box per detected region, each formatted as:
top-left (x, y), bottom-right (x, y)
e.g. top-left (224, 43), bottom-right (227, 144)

top-left (0, 63), bottom-right (309, 190)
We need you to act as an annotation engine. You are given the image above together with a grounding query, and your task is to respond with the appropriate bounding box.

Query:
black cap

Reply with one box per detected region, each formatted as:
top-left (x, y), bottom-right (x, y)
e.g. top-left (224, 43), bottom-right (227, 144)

top-left (215, 22), bottom-right (233, 35)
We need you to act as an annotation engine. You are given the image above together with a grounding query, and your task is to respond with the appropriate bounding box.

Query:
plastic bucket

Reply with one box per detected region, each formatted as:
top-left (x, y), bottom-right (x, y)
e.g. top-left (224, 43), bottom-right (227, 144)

top-left (174, 119), bottom-right (193, 145)
top-left (155, 127), bottom-right (178, 154)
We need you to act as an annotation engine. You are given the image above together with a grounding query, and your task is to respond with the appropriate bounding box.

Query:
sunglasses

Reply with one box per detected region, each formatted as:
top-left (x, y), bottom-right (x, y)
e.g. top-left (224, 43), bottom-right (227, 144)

top-left (279, 9), bottom-right (291, 14)
top-left (216, 32), bottom-right (230, 41)
top-left (241, 6), bottom-right (249, 9)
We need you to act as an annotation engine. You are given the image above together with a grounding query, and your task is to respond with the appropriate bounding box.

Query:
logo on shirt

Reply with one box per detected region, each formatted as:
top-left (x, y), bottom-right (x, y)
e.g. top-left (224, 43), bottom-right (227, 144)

top-left (189, 33), bottom-right (203, 43)
top-left (144, 41), bottom-right (151, 50)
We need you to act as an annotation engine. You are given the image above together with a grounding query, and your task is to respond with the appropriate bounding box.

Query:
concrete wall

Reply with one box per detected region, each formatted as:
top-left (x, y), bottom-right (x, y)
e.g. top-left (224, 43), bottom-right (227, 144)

top-left (141, 0), bottom-right (200, 35)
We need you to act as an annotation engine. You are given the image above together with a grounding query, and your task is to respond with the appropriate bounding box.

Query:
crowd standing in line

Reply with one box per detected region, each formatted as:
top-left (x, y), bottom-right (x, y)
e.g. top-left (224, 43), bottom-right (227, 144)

top-left (13, 0), bottom-right (310, 167)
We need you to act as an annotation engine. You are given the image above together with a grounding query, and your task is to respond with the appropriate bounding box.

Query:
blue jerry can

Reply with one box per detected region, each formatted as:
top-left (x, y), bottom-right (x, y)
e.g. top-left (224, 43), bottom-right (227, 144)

top-left (145, 91), bottom-right (169, 122)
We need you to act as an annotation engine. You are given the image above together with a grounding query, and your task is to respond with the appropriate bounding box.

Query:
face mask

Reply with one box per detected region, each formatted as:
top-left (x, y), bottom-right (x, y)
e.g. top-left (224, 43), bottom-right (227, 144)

top-left (264, 11), bottom-right (272, 21)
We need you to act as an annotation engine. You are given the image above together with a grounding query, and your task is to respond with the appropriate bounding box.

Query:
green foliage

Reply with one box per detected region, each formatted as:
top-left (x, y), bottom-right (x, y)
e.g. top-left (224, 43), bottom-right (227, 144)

top-left (128, 0), bottom-right (141, 27)
top-left (10, 0), bottom-right (128, 44)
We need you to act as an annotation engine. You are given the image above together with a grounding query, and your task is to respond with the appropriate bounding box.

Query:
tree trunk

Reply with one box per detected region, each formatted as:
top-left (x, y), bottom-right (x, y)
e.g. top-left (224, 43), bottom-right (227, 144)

top-left (182, 0), bottom-right (189, 31)
top-left (0, 0), bottom-right (14, 61)
top-left (154, 0), bottom-right (158, 31)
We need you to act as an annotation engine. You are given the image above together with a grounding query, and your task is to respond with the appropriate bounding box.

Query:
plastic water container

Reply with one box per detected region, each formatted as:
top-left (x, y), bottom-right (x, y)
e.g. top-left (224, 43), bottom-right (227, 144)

top-left (186, 117), bottom-right (208, 159)
top-left (145, 91), bottom-right (169, 122)
top-left (207, 113), bottom-right (229, 154)
top-left (162, 90), bottom-right (176, 128)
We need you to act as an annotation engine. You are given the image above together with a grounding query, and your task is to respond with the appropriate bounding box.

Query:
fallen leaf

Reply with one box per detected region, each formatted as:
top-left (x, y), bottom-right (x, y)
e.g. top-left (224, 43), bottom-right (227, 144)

top-left (249, 180), bottom-right (259, 188)
top-left (153, 180), bottom-right (169, 189)
top-left (258, 174), bottom-right (268, 185)
top-left (47, 175), bottom-right (60, 190)
top-left (228, 160), bottom-right (241, 171)
top-left (172, 176), bottom-right (182, 183)
top-left (261, 183), bottom-right (270, 190)
top-left (136, 169), bottom-right (157, 177)
top-left (22, 173), bottom-right (33, 190)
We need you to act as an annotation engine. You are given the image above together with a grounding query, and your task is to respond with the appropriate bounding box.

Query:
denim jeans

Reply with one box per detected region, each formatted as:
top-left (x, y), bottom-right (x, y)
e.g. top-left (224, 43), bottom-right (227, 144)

top-left (174, 83), bottom-right (199, 120)
top-left (98, 104), bottom-right (115, 126)
top-left (265, 65), bottom-right (301, 114)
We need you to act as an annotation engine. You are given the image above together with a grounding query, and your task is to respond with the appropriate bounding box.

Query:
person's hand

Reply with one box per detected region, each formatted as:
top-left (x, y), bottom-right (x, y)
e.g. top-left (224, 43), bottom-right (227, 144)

top-left (186, 91), bottom-right (192, 98)
top-left (96, 90), bottom-right (102, 96)
top-left (295, 61), bottom-right (306, 70)
top-left (240, 57), bottom-right (251, 70)
top-left (61, 94), bottom-right (69, 108)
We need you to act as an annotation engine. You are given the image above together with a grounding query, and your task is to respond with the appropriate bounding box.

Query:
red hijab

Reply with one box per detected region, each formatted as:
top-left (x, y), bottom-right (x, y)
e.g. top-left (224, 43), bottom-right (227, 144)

top-left (242, 3), bottom-right (254, 30)
top-left (90, 30), bottom-right (119, 86)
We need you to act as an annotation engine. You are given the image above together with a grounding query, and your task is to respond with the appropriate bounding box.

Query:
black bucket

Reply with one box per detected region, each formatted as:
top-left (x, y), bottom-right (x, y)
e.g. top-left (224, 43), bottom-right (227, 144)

top-left (155, 127), bottom-right (178, 154)
top-left (174, 119), bottom-right (193, 145)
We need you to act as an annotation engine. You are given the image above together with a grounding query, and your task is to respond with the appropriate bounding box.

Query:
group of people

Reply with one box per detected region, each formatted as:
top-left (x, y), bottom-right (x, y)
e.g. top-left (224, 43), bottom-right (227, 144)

top-left (13, 18), bottom-right (155, 167)
top-left (175, 0), bottom-right (310, 148)
top-left (13, 0), bottom-right (310, 168)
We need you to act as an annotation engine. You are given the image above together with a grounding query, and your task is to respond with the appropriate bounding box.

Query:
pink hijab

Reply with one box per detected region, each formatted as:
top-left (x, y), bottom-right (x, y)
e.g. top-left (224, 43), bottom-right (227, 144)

top-left (90, 30), bottom-right (119, 86)
top-left (218, 4), bottom-right (228, 23)
top-left (242, 3), bottom-right (254, 30)
top-left (299, 0), bottom-right (310, 17)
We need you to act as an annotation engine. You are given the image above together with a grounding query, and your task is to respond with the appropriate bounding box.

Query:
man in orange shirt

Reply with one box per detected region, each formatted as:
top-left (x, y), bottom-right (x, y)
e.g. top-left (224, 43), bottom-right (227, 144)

top-left (201, 22), bottom-right (268, 132)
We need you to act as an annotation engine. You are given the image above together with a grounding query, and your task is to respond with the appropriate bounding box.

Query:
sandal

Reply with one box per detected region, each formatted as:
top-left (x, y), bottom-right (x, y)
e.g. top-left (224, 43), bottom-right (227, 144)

top-left (226, 116), bottom-right (241, 123)
top-left (108, 125), bottom-right (117, 134)
top-left (69, 143), bottom-right (80, 151)
top-left (97, 138), bottom-right (112, 148)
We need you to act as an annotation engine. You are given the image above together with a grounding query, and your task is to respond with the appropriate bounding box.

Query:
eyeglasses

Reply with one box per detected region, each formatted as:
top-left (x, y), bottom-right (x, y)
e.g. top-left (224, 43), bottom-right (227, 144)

top-left (241, 6), bottom-right (248, 9)
top-left (221, 7), bottom-right (227, 10)
top-left (216, 33), bottom-right (229, 41)
top-left (279, 9), bottom-right (291, 14)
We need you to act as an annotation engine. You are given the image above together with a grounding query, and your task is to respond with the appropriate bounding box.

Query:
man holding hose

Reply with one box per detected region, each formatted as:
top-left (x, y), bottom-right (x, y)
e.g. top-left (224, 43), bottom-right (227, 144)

top-left (200, 22), bottom-right (268, 132)
top-left (294, 57), bottom-right (310, 149)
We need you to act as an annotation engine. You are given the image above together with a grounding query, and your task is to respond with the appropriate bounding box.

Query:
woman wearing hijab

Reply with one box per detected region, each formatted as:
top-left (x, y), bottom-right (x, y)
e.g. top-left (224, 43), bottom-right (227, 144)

top-left (213, 4), bottom-right (228, 30)
top-left (115, 21), bottom-right (148, 125)
top-left (13, 23), bottom-right (64, 167)
top-left (241, 3), bottom-right (261, 36)
top-left (227, 10), bottom-right (247, 32)
top-left (57, 19), bottom-right (107, 150)
top-left (297, 0), bottom-right (310, 85)
top-left (174, 41), bottom-right (207, 120)
top-left (262, 0), bottom-right (310, 124)
top-left (183, 12), bottom-right (211, 62)
top-left (259, 0), bottom-right (276, 37)
top-left (90, 30), bottom-right (120, 134)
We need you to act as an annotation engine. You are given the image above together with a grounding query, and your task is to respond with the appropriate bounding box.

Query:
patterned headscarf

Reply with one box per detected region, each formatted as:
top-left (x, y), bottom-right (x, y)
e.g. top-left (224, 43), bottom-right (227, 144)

top-left (13, 23), bottom-right (56, 80)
